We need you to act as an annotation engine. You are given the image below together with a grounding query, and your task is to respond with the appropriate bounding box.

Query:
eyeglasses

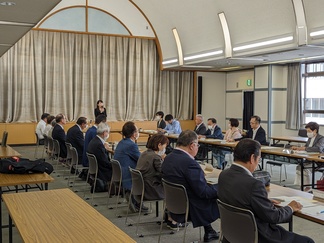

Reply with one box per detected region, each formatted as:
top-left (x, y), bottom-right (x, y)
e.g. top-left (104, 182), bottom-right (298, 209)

top-left (192, 142), bottom-right (200, 148)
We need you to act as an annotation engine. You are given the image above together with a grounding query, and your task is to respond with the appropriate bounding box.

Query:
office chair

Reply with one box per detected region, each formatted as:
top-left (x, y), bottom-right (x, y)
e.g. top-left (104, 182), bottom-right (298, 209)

top-left (217, 199), bottom-right (258, 243)
top-left (85, 153), bottom-right (99, 206)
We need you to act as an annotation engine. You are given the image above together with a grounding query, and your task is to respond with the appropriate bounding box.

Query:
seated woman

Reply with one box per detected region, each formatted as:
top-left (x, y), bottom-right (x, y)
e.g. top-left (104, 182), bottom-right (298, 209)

top-left (292, 121), bottom-right (324, 191)
top-left (214, 118), bottom-right (242, 169)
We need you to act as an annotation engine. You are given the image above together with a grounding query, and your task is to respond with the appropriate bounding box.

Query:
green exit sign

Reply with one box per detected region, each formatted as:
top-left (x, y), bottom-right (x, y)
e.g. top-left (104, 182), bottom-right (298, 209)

top-left (246, 79), bottom-right (252, 86)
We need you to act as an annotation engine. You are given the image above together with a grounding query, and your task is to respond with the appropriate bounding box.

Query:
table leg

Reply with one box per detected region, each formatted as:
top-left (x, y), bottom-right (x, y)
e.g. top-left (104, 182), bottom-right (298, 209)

top-left (300, 160), bottom-right (304, 191)
top-left (312, 161), bottom-right (315, 189)
top-left (8, 215), bottom-right (12, 243)
top-left (45, 183), bottom-right (49, 190)
top-left (156, 201), bottom-right (159, 218)
top-left (288, 216), bottom-right (293, 232)
top-left (0, 186), bottom-right (2, 243)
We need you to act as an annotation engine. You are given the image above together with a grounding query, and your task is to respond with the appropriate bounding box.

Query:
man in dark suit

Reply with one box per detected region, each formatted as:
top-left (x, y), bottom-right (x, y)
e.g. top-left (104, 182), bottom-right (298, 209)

top-left (198, 118), bottom-right (224, 164)
top-left (162, 130), bottom-right (219, 242)
top-left (52, 114), bottom-right (67, 160)
top-left (194, 114), bottom-right (207, 135)
top-left (66, 117), bottom-right (87, 164)
top-left (241, 115), bottom-right (267, 145)
top-left (87, 122), bottom-right (112, 184)
top-left (82, 115), bottom-right (107, 167)
top-left (218, 139), bottom-right (314, 243)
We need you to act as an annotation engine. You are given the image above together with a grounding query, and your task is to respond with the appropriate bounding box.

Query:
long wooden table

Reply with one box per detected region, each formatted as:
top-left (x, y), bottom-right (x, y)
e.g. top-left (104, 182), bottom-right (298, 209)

top-left (268, 184), bottom-right (324, 228)
top-left (271, 136), bottom-right (308, 146)
top-left (2, 188), bottom-right (136, 243)
top-left (0, 146), bottom-right (21, 158)
top-left (0, 172), bottom-right (54, 243)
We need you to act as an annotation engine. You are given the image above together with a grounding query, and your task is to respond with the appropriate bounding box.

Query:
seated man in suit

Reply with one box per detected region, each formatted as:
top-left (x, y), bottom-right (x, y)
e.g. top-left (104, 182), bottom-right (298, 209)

top-left (66, 117), bottom-right (87, 174)
top-left (82, 115), bottom-right (107, 167)
top-left (194, 114), bottom-right (207, 160)
top-left (198, 118), bottom-right (224, 166)
top-left (52, 114), bottom-right (67, 161)
top-left (218, 139), bottom-right (314, 243)
top-left (87, 122), bottom-right (112, 187)
top-left (241, 115), bottom-right (267, 145)
top-left (162, 130), bottom-right (219, 242)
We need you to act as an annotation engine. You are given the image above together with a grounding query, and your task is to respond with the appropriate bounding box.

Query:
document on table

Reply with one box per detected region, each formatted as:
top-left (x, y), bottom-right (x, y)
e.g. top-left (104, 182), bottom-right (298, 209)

top-left (269, 196), bottom-right (324, 216)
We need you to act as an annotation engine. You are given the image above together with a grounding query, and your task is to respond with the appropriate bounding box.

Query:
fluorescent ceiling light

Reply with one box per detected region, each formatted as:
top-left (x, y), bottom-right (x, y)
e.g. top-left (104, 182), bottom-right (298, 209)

top-left (184, 50), bottom-right (223, 61)
top-left (310, 30), bottom-right (324, 37)
top-left (218, 12), bottom-right (232, 57)
top-left (233, 36), bottom-right (294, 52)
top-left (220, 66), bottom-right (242, 70)
top-left (0, 21), bottom-right (33, 27)
top-left (172, 28), bottom-right (183, 65)
top-left (263, 55), bottom-right (324, 64)
top-left (162, 59), bottom-right (178, 65)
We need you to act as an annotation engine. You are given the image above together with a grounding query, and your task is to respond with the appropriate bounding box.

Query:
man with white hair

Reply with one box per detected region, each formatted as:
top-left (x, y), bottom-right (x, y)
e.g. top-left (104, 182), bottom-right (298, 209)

top-left (87, 122), bottom-right (112, 185)
top-left (194, 114), bottom-right (207, 135)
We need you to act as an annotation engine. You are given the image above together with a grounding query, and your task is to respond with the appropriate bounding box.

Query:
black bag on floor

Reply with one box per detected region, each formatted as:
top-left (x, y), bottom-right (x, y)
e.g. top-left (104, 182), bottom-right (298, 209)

top-left (0, 158), bottom-right (54, 175)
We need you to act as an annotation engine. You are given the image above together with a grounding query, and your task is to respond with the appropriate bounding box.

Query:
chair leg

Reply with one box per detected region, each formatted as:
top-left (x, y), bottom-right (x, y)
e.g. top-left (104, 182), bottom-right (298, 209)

top-left (158, 202), bottom-right (166, 243)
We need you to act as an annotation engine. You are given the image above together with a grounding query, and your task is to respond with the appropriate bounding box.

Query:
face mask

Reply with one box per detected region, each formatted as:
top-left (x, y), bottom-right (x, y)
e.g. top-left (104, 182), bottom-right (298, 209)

top-left (208, 125), bottom-right (213, 130)
top-left (307, 132), bottom-right (314, 138)
top-left (104, 134), bottom-right (109, 141)
top-left (155, 116), bottom-right (160, 121)
top-left (135, 133), bottom-right (139, 140)
top-left (158, 148), bottom-right (166, 156)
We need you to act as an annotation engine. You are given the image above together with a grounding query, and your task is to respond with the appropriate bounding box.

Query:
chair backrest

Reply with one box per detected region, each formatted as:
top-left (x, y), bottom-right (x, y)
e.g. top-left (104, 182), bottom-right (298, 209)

top-left (70, 146), bottom-right (79, 166)
top-left (217, 199), bottom-right (258, 243)
top-left (52, 139), bottom-right (60, 158)
top-left (1, 131), bottom-right (8, 147)
top-left (111, 159), bottom-right (122, 183)
top-left (162, 178), bottom-right (189, 216)
top-left (298, 128), bottom-right (307, 137)
top-left (35, 132), bottom-right (40, 145)
top-left (47, 136), bottom-right (54, 153)
top-left (43, 134), bottom-right (49, 148)
top-left (65, 142), bottom-right (73, 163)
top-left (86, 153), bottom-right (98, 175)
top-left (129, 167), bottom-right (144, 196)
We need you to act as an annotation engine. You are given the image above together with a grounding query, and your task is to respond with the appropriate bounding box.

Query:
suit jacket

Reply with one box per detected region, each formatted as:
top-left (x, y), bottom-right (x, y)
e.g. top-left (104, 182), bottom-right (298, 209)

top-left (66, 124), bottom-right (84, 163)
top-left (136, 149), bottom-right (164, 200)
top-left (52, 124), bottom-right (67, 158)
top-left (82, 126), bottom-right (97, 166)
top-left (218, 164), bottom-right (295, 243)
top-left (157, 119), bottom-right (166, 129)
top-left (305, 134), bottom-right (324, 153)
top-left (204, 125), bottom-right (224, 139)
top-left (194, 123), bottom-right (207, 135)
top-left (113, 138), bottom-right (141, 190)
top-left (244, 126), bottom-right (267, 145)
top-left (162, 149), bottom-right (219, 228)
top-left (87, 136), bottom-right (112, 182)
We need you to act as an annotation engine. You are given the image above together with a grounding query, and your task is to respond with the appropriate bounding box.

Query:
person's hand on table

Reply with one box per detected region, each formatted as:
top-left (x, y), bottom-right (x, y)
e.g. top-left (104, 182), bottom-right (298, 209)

top-left (198, 135), bottom-right (206, 139)
top-left (270, 199), bottom-right (281, 205)
top-left (291, 146), bottom-right (306, 151)
top-left (288, 200), bottom-right (303, 212)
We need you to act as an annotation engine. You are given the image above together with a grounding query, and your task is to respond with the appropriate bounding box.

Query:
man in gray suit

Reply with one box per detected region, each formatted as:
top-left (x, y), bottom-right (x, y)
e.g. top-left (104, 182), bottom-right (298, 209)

top-left (218, 139), bottom-right (314, 243)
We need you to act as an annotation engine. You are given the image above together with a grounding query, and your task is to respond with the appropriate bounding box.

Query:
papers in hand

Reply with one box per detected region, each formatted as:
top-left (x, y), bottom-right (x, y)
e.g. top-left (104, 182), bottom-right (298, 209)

top-left (206, 178), bottom-right (218, 185)
top-left (204, 164), bottom-right (214, 173)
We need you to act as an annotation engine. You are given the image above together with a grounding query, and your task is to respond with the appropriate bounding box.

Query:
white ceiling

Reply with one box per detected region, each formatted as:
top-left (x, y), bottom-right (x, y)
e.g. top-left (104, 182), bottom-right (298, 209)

top-left (3, 0), bottom-right (324, 71)
top-left (0, 0), bottom-right (61, 57)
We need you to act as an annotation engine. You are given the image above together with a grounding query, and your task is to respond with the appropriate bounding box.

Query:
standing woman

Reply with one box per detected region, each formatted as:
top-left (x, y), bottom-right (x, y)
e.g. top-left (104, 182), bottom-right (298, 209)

top-left (94, 100), bottom-right (107, 118)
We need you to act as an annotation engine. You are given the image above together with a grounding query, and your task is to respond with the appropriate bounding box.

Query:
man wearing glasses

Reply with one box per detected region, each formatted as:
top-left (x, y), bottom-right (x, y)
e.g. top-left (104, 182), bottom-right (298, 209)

top-left (162, 130), bottom-right (219, 242)
top-left (241, 115), bottom-right (267, 145)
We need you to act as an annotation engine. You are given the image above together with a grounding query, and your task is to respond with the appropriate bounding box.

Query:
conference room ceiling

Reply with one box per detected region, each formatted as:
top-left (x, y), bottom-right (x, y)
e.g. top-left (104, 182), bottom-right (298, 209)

top-left (0, 0), bottom-right (61, 57)
top-left (3, 0), bottom-right (324, 72)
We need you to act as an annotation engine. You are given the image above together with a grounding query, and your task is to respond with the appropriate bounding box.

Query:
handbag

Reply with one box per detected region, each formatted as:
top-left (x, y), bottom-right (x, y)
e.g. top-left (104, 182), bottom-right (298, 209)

top-left (252, 170), bottom-right (271, 186)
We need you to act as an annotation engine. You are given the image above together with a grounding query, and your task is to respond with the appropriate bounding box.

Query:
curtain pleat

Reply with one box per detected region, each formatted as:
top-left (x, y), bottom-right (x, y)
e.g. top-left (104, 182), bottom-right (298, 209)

top-left (0, 30), bottom-right (193, 122)
top-left (286, 63), bottom-right (302, 129)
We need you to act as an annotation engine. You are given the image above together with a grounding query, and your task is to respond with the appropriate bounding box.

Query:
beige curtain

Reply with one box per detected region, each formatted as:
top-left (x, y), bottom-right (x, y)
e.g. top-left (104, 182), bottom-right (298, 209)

top-left (0, 30), bottom-right (193, 122)
top-left (286, 63), bottom-right (302, 129)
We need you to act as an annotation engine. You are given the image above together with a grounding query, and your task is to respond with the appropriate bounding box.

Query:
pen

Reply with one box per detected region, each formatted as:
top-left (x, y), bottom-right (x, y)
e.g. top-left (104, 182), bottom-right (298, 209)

top-left (317, 210), bottom-right (324, 214)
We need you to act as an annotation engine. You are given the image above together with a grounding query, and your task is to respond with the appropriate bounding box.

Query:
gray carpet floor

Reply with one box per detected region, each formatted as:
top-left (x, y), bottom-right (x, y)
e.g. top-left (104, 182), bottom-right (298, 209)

top-left (1, 145), bottom-right (323, 242)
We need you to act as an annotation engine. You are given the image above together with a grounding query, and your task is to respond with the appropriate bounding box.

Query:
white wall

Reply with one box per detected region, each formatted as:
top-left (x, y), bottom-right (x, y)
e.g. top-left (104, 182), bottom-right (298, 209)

top-left (197, 72), bottom-right (226, 129)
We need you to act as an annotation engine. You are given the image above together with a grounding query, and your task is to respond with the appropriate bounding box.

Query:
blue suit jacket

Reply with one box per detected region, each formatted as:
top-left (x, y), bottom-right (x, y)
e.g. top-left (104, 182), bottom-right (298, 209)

top-left (205, 125), bottom-right (223, 139)
top-left (82, 126), bottom-right (97, 166)
top-left (162, 149), bottom-right (219, 227)
top-left (113, 138), bottom-right (141, 190)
